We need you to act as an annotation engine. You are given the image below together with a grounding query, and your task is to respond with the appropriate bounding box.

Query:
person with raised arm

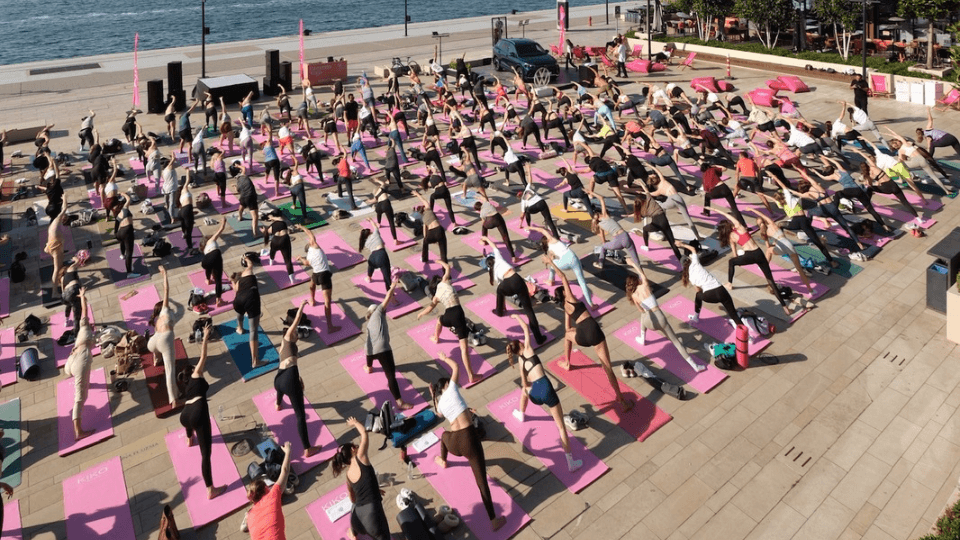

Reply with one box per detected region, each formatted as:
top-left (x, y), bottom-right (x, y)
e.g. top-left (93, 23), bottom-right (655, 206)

top-left (246, 441), bottom-right (294, 540)
top-left (412, 189), bottom-right (449, 264)
top-left (201, 218), bottom-right (229, 307)
top-left (749, 209), bottom-right (815, 295)
top-left (480, 236), bottom-right (547, 345)
top-left (64, 287), bottom-right (96, 440)
top-left (148, 266), bottom-right (183, 408)
top-left (230, 252), bottom-right (263, 367)
top-left (180, 326), bottom-right (228, 499)
top-left (295, 224), bottom-right (341, 333)
top-left (365, 278), bottom-right (412, 409)
top-left (417, 260), bottom-right (476, 383)
top-left (275, 300), bottom-right (323, 457)
top-left (330, 417), bottom-right (394, 540)
top-left (474, 191), bottom-right (517, 260)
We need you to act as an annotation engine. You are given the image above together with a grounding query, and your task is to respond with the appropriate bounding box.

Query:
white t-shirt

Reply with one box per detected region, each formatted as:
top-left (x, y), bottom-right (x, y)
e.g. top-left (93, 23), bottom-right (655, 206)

top-left (687, 253), bottom-right (722, 291)
top-left (831, 117), bottom-right (848, 138)
top-left (306, 246), bottom-right (330, 273)
top-left (787, 126), bottom-right (815, 148)
top-left (852, 107), bottom-right (870, 125)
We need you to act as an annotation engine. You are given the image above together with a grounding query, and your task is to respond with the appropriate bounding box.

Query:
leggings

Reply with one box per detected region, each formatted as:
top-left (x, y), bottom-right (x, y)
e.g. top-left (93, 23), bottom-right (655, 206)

top-left (600, 231), bottom-right (642, 268)
top-left (366, 350), bottom-right (401, 401)
top-left (648, 154), bottom-right (688, 189)
top-left (193, 146), bottom-right (207, 173)
top-left (727, 96), bottom-right (748, 115)
top-left (180, 399), bottom-right (213, 487)
top-left (838, 187), bottom-right (889, 230)
top-left (522, 200), bottom-right (560, 239)
top-left (384, 165), bottom-right (403, 191)
top-left (202, 249), bottom-right (224, 299)
top-left (599, 136), bottom-right (627, 160)
top-left (695, 286), bottom-right (743, 325)
top-left (903, 153), bottom-right (950, 193)
top-left (522, 126), bottom-right (545, 151)
top-left (423, 226), bottom-right (448, 263)
top-left (503, 161), bottom-right (527, 185)
top-left (423, 151), bottom-right (446, 182)
top-left (367, 248), bottom-right (391, 288)
top-left (704, 183), bottom-right (746, 227)
top-left (214, 172), bottom-right (227, 199)
top-left (810, 202), bottom-right (861, 248)
top-left (440, 425), bottom-right (495, 520)
top-left (430, 186), bottom-right (455, 222)
top-left (727, 248), bottom-right (787, 307)
top-left (269, 234), bottom-right (294, 275)
top-left (337, 173), bottom-right (355, 203)
top-left (563, 187), bottom-right (595, 217)
top-left (496, 273), bottom-right (545, 343)
top-left (871, 182), bottom-right (917, 218)
top-left (781, 215), bottom-right (833, 262)
top-left (489, 136), bottom-right (508, 156)
top-left (543, 119), bottom-right (570, 147)
top-left (205, 108), bottom-right (217, 128)
top-left (180, 203), bottom-right (195, 250)
top-left (548, 250), bottom-right (593, 307)
top-left (929, 134), bottom-right (960, 157)
top-left (375, 200), bottom-right (397, 241)
top-left (350, 502), bottom-right (391, 540)
top-left (642, 214), bottom-right (682, 260)
top-left (388, 131), bottom-right (407, 163)
top-left (482, 214), bottom-right (515, 258)
top-left (242, 104), bottom-right (254, 127)
top-left (275, 365), bottom-right (310, 449)
top-left (116, 224), bottom-right (135, 274)
top-left (147, 330), bottom-right (178, 404)
top-left (459, 140), bottom-right (481, 171)
top-left (660, 194), bottom-right (699, 238)
top-left (641, 309), bottom-right (686, 356)
top-left (478, 112), bottom-right (497, 134)
top-left (264, 159), bottom-right (281, 182)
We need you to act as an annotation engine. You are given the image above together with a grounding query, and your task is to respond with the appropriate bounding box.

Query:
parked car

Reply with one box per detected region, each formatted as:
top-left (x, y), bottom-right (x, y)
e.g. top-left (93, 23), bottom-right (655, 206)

top-left (492, 38), bottom-right (559, 85)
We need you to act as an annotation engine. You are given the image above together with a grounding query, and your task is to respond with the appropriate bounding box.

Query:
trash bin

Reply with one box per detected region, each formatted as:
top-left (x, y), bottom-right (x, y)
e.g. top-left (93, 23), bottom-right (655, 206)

top-left (928, 261), bottom-right (950, 313)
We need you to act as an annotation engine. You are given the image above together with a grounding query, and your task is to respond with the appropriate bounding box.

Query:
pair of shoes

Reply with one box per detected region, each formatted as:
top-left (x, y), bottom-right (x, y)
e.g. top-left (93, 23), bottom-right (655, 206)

top-left (850, 251), bottom-right (867, 262)
top-left (620, 361), bottom-right (637, 378)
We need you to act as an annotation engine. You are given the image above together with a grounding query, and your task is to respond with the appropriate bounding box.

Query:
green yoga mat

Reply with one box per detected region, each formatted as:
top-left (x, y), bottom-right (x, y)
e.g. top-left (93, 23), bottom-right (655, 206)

top-left (277, 202), bottom-right (327, 230)
top-left (0, 399), bottom-right (22, 487)
top-left (896, 179), bottom-right (958, 198)
top-left (785, 245), bottom-right (863, 279)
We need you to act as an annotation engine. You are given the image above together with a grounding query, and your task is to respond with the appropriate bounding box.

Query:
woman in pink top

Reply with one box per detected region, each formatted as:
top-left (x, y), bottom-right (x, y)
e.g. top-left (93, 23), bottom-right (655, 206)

top-left (245, 441), bottom-right (292, 540)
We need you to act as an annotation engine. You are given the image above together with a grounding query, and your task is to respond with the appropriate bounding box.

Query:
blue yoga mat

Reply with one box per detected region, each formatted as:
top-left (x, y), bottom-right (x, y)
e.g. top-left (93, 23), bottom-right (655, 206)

top-left (0, 398), bottom-right (21, 487)
top-left (216, 319), bottom-right (280, 382)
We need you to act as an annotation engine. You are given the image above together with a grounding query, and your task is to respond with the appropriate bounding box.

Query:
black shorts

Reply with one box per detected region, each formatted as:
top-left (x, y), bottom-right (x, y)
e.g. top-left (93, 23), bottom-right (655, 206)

top-left (179, 128), bottom-right (192, 140)
top-left (165, 113), bottom-right (175, 123)
top-left (240, 194), bottom-right (258, 209)
top-left (324, 122), bottom-right (337, 134)
top-left (439, 305), bottom-right (469, 340)
top-left (596, 170), bottom-right (618, 187)
top-left (575, 318), bottom-right (605, 348)
top-left (311, 270), bottom-right (332, 290)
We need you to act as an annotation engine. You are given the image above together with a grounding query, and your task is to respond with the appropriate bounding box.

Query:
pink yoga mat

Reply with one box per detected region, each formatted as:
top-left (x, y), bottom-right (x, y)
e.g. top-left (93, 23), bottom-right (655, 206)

top-left (465, 294), bottom-right (555, 349)
top-left (290, 293), bottom-right (360, 346)
top-left (529, 269), bottom-right (614, 317)
top-left (51, 306), bottom-right (100, 368)
top-left (252, 390), bottom-right (337, 475)
top-left (381, 223), bottom-right (417, 252)
top-left (407, 320), bottom-right (497, 388)
top-left (133, 178), bottom-right (161, 199)
top-left (488, 388), bottom-right (608, 493)
top-left (529, 166), bottom-right (569, 192)
top-left (460, 233), bottom-right (531, 266)
top-left (205, 189), bottom-right (241, 214)
top-left (313, 230), bottom-right (364, 270)
top-left (57, 368), bottom-right (114, 456)
top-left (410, 427), bottom-right (531, 540)
top-left (339, 351), bottom-right (428, 415)
top-left (119, 285), bottom-right (161, 336)
top-left (306, 485), bottom-right (362, 540)
top-left (167, 228), bottom-right (200, 255)
top-left (126, 157), bottom-right (145, 175)
top-left (63, 456), bottom-right (135, 540)
top-left (403, 255), bottom-right (476, 291)
top-left (627, 232), bottom-right (683, 272)
top-left (349, 274), bottom-right (420, 319)
top-left (741, 259), bottom-right (830, 301)
top-left (3, 499), bottom-right (21, 540)
top-left (40, 225), bottom-right (75, 260)
top-left (869, 201), bottom-right (936, 229)
top-left (262, 255), bottom-right (310, 290)
top-left (165, 419), bottom-right (248, 528)
top-left (0, 329), bottom-right (16, 387)
top-left (660, 295), bottom-right (771, 354)
top-left (612, 320), bottom-right (726, 393)
top-left (547, 351), bottom-right (672, 442)
top-left (252, 178), bottom-right (289, 201)
top-left (188, 270), bottom-right (236, 316)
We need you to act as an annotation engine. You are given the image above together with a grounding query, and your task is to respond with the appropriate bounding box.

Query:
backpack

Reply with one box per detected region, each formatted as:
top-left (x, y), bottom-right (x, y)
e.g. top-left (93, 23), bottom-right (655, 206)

top-left (153, 238), bottom-right (172, 257)
top-left (710, 343), bottom-right (738, 370)
top-left (10, 252), bottom-right (27, 283)
top-left (737, 309), bottom-right (775, 338)
top-left (776, 284), bottom-right (794, 303)
top-left (195, 192), bottom-right (212, 210)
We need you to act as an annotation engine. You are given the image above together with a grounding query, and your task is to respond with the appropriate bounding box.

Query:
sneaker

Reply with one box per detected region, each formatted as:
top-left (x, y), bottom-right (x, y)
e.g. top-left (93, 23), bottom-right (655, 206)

top-left (688, 313), bottom-right (700, 323)
top-left (563, 415), bottom-right (579, 431)
top-left (635, 330), bottom-right (646, 347)
top-left (240, 511), bottom-right (249, 533)
top-left (620, 362), bottom-right (634, 378)
top-left (850, 251), bottom-right (867, 262)
top-left (796, 231), bottom-right (809, 242)
top-left (685, 356), bottom-right (707, 373)
top-left (512, 409), bottom-right (524, 422)
top-left (119, 254), bottom-right (125, 260)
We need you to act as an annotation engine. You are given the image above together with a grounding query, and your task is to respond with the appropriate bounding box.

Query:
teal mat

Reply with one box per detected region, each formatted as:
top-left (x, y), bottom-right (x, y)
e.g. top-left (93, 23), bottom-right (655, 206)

top-left (0, 399), bottom-right (21, 488)
top-left (896, 179), bottom-right (958, 198)
top-left (225, 215), bottom-right (259, 246)
top-left (784, 245), bottom-right (863, 279)
top-left (216, 319), bottom-right (279, 382)
top-left (277, 202), bottom-right (327, 230)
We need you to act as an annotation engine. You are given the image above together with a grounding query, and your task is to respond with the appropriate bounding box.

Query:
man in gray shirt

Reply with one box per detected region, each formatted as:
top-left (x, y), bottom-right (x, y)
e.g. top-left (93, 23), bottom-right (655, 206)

top-left (364, 278), bottom-right (412, 409)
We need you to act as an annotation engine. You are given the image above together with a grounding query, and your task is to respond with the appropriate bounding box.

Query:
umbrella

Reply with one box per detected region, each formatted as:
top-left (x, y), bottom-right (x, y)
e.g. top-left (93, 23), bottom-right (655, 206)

top-left (675, 12), bottom-right (691, 19)
top-left (888, 16), bottom-right (905, 22)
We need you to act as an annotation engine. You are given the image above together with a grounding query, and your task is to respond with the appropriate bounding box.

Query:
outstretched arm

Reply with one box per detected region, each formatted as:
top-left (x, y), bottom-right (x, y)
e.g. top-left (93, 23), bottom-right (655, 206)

top-left (285, 299), bottom-right (308, 342)
top-left (193, 326), bottom-right (213, 377)
top-left (346, 416), bottom-right (371, 464)
top-left (381, 277), bottom-right (400, 309)
top-left (159, 266), bottom-right (170, 308)
top-left (438, 351), bottom-right (460, 387)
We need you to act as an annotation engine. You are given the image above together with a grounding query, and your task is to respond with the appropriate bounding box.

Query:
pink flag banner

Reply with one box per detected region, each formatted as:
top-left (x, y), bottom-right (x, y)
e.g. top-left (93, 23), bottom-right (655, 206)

top-left (558, 7), bottom-right (566, 55)
top-left (298, 19), bottom-right (305, 82)
top-left (133, 33), bottom-right (140, 107)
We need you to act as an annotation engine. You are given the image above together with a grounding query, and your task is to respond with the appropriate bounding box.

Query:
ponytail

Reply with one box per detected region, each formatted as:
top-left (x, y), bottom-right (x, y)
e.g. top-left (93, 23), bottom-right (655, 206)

top-left (330, 444), bottom-right (354, 477)
top-left (358, 229), bottom-right (372, 252)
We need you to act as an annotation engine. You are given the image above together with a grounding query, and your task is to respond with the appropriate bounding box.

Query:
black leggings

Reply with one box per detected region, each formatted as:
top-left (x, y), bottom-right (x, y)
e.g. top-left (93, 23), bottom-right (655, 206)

top-left (180, 399), bottom-right (214, 487)
top-left (422, 151), bottom-right (446, 182)
top-left (423, 226), bottom-right (448, 263)
top-left (599, 135), bottom-right (626, 159)
top-left (274, 365), bottom-right (310, 449)
top-left (642, 214), bottom-right (682, 260)
top-left (695, 287), bottom-right (743, 325)
top-left (214, 172), bottom-right (227, 199)
top-left (522, 125), bottom-right (545, 151)
top-left (838, 188), bottom-right (889, 230)
top-left (367, 248), bottom-right (391, 288)
top-left (366, 350), bottom-right (401, 401)
top-left (375, 200), bottom-right (397, 241)
top-left (459, 139), bottom-right (481, 169)
top-left (482, 214), bottom-right (515, 258)
top-left (440, 424), bottom-right (495, 520)
top-left (727, 96), bottom-right (748, 115)
top-left (704, 183), bottom-right (746, 226)
top-left (503, 161), bottom-right (527, 185)
top-left (337, 173), bottom-right (355, 203)
top-left (264, 159), bottom-right (281, 182)
top-left (290, 183), bottom-right (307, 213)
top-left (871, 182), bottom-right (917, 218)
top-left (813, 202), bottom-right (861, 248)
top-left (478, 112), bottom-right (496, 134)
top-left (202, 249), bottom-right (224, 299)
top-left (269, 234), bottom-right (294, 275)
top-left (180, 203), bottom-right (195, 250)
top-left (543, 119), bottom-right (570, 147)
top-left (430, 186), bottom-right (455, 222)
top-left (63, 286), bottom-right (82, 327)
top-left (727, 248), bottom-right (787, 307)
top-left (496, 273), bottom-right (545, 343)
top-left (116, 224), bottom-right (135, 273)
top-left (781, 215), bottom-right (833, 263)
top-left (489, 136), bottom-right (508, 156)
top-left (523, 199), bottom-right (560, 239)
top-left (929, 134), bottom-right (960, 157)
top-left (384, 165), bottom-right (403, 191)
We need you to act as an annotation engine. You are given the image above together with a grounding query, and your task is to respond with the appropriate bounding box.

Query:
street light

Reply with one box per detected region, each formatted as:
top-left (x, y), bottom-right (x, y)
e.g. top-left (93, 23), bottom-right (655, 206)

top-left (519, 19), bottom-right (530, 38)
top-left (201, 0), bottom-right (210, 77)
top-left (647, 0), bottom-right (652, 61)
top-left (404, 0), bottom-right (408, 37)
top-left (853, 0), bottom-right (880, 78)
top-left (432, 31), bottom-right (450, 64)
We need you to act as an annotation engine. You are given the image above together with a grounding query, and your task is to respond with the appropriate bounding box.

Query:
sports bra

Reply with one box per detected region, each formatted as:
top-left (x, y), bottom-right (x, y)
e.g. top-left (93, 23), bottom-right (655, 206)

top-left (204, 239), bottom-right (220, 254)
top-left (569, 300), bottom-right (587, 321)
top-left (184, 377), bottom-right (209, 401)
top-left (519, 353), bottom-right (543, 380)
top-left (736, 231), bottom-right (751, 247)
top-left (180, 190), bottom-right (193, 206)
top-left (640, 294), bottom-right (658, 310)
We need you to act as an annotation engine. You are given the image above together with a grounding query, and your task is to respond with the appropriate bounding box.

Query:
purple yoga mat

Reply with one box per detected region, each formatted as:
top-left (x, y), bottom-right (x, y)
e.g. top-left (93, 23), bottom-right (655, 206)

top-left (167, 228), bottom-right (200, 257)
top-left (869, 200), bottom-right (936, 229)
top-left (379, 221), bottom-right (417, 251)
top-left (313, 230), bottom-right (364, 270)
top-left (165, 420), bottom-right (248, 528)
top-left (660, 295), bottom-right (771, 354)
top-left (105, 244), bottom-right (151, 288)
top-left (410, 427), bottom-right (531, 540)
top-left (57, 368), bottom-right (114, 456)
top-left (118, 284), bottom-right (161, 336)
top-left (0, 277), bottom-right (9, 320)
top-left (407, 320), bottom-right (497, 388)
top-left (252, 390), bottom-right (337, 475)
top-left (403, 255), bottom-right (476, 292)
top-left (290, 293), bottom-right (360, 346)
top-left (612, 320), bottom-right (726, 393)
top-left (465, 294), bottom-right (555, 349)
top-left (529, 268), bottom-right (615, 317)
top-left (460, 232), bottom-right (532, 266)
top-left (487, 388), bottom-right (608, 493)
top-left (349, 274), bottom-right (420, 319)
top-left (51, 306), bottom-right (100, 368)
top-left (627, 232), bottom-right (683, 272)
top-left (339, 351), bottom-right (428, 415)
top-left (0, 329), bottom-right (15, 387)
top-left (876, 187), bottom-right (943, 211)
top-left (188, 270), bottom-right (236, 316)
top-left (63, 456), bottom-right (135, 540)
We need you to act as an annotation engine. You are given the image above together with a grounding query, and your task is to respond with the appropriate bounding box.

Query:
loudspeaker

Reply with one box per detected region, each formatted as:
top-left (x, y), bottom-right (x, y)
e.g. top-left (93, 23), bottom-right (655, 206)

top-left (266, 50), bottom-right (280, 81)
top-left (167, 61), bottom-right (183, 93)
top-left (169, 89), bottom-right (187, 112)
top-left (280, 61), bottom-right (292, 89)
top-left (147, 79), bottom-right (165, 114)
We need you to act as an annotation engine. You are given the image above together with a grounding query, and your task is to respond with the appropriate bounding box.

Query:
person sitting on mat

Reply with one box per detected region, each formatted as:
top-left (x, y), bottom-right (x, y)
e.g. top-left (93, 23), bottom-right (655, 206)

top-left (246, 441), bottom-right (293, 540)
top-left (148, 266), bottom-right (183, 408)
top-left (417, 260), bottom-right (477, 384)
top-left (276, 300), bottom-right (323, 457)
top-left (550, 258), bottom-right (634, 412)
top-left (479, 236), bottom-right (547, 345)
top-left (430, 352), bottom-right (507, 532)
top-left (295, 225), bottom-right (341, 334)
top-left (64, 287), bottom-right (95, 440)
top-left (365, 278), bottom-right (412, 410)
top-left (231, 252), bottom-right (263, 368)
top-left (180, 326), bottom-right (228, 499)
top-left (506, 315), bottom-right (584, 472)
top-left (331, 416), bottom-right (395, 540)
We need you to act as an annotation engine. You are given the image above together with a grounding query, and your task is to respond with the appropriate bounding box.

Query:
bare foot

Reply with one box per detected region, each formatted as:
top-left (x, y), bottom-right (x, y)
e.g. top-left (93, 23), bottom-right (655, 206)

top-left (346, 528), bottom-right (358, 540)
top-left (430, 335), bottom-right (440, 344)
top-left (207, 278), bottom-right (215, 285)
top-left (363, 365), bottom-right (372, 374)
top-left (304, 446), bottom-right (320, 458)
top-left (327, 325), bottom-right (342, 333)
top-left (558, 360), bottom-right (571, 370)
top-left (309, 298), bottom-right (317, 307)
top-left (75, 428), bottom-right (95, 441)
top-left (397, 400), bottom-right (413, 411)
top-left (208, 485), bottom-right (227, 499)
top-left (276, 402), bottom-right (283, 411)
top-left (434, 456), bottom-right (447, 468)
top-left (468, 372), bottom-right (483, 385)
top-left (365, 276), bottom-right (372, 283)
top-left (724, 282), bottom-right (733, 290)
top-left (491, 516), bottom-right (507, 531)
top-left (186, 434), bottom-right (196, 447)
top-left (216, 299), bottom-right (227, 307)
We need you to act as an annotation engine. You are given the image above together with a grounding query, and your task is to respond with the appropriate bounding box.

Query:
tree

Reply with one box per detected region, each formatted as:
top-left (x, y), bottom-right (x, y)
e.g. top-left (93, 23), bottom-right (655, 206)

top-left (813, 0), bottom-right (859, 59)
top-left (899, 0), bottom-right (960, 69)
top-left (673, 0), bottom-right (735, 41)
top-left (734, 0), bottom-right (795, 49)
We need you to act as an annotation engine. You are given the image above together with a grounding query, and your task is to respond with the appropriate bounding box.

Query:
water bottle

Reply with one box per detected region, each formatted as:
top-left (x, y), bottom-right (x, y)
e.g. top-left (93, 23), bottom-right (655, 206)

top-left (218, 405), bottom-right (224, 422)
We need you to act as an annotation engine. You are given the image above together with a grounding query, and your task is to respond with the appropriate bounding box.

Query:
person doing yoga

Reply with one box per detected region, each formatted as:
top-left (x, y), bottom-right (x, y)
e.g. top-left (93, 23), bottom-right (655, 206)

top-left (412, 190), bottom-right (449, 264)
top-left (417, 260), bottom-right (478, 384)
top-left (64, 287), bottom-right (95, 441)
top-left (201, 219), bottom-right (229, 308)
top-left (296, 225), bottom-right (341, 333)
top-left (262, 216), bottom-right (296, 285)
top-left (678, 242), bottom-right (746, 330)
top-left (246, 441), bottom-right (293, 540)
top-left (365, 278), bottom-right (412, 410)
top-left (359, 217), bottom-right (393, 291)
top-left (480, 236), bottom-right (547, 345)
top-left (179, 326), bottom-right (228, 499)
top-left (231, 252), bottom-right (263, 367)
top-left (275, 300), bottom-right (323, 457)
top-left (590, 193), bottom-right (642, 269)
top-left (113, 195), bottom-right (140, 279)
top-left (148, 266), bottom-right (182, 407)
top-left (331, 417), bottom-right (395, 540)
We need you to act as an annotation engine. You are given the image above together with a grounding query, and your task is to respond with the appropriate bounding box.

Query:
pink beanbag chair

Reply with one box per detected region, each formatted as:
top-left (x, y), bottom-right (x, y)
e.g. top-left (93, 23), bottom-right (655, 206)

top-left (777, 75), bottom-right (810, 93)
top-left (626, 59), bottom-right (667, 74)
top-left (690, 76), bottom-right (720, 93)
top-left (766, 79), bottom-right (788, 91)
top-left (748, 87), bottom-right (781, 108)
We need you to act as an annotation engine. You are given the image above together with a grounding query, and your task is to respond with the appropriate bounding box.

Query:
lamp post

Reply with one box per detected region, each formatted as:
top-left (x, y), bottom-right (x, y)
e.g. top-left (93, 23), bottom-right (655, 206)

top-left (606, 0), bottom-right (610, 25)
top-left (201, 0), bottom-right (206, 77)
top-left (404, 0), bottom-right (408, 37)
top-left (646, 0), bottom-right (652, 61)
top-left (854, 0), bottom-right (879, 78)
top-left (432, 31), bottom-right (449, 64)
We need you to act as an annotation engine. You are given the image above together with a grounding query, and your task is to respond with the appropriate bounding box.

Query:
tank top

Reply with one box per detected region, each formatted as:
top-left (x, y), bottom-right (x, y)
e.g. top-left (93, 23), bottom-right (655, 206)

top-left (348, 461), bottom-right (382, 506)
top-left (520, 353), bottom-right (543, 380)
top-left (204, 239), bottom-right (220, 255)
top-left (239, 274), bottom-right (258, 293)
top-left (184, 377), bottom-right (209, 401)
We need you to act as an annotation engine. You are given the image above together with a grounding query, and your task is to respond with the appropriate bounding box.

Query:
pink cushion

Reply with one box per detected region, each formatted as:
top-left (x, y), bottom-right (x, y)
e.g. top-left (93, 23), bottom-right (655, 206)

top-left (717, 81), bottom-right (734, 92)
top-left (766, 79), bottom-right (788, 91)
top-left (690, 76), bottom-right (721, 93)
top-left (748, 87), bottom-right (781, 107)
top-left (777, 75), bottom-right (810, 93)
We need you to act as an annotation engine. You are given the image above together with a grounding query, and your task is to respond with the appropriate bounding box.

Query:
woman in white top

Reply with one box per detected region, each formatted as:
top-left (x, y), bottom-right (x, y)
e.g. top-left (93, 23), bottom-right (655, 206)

top-left (882, 126), bottom-right (954, 196)
top-left (296, 225), bottom-right (341, 333)
top-left (416, 261), bottom-right (477, 383)
top-left (530, 224), bottom-right (594, 309)
top-left (479, 236), bottom-right (547, 344)
top-left (64, 286), bottom-right (96, 440)
top-left (677, 242), bottom-right (744, 328)
top-left (518, 174), bottom-right (560, 239)
top-left (239, 120), bottom-right (255, 170)
top-left (217, 96), bottom-right (235, 155)
top-left (430, 352), bottom-right (506, 532)
top-left (147, 266), bottom-right (182, 408)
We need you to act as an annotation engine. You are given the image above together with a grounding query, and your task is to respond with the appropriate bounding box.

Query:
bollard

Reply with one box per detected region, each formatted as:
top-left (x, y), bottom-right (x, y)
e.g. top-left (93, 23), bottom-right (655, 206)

top-left (726, 54), bottom-right (731, 79)
top-left (589, 16), bottom-right (592, 27)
